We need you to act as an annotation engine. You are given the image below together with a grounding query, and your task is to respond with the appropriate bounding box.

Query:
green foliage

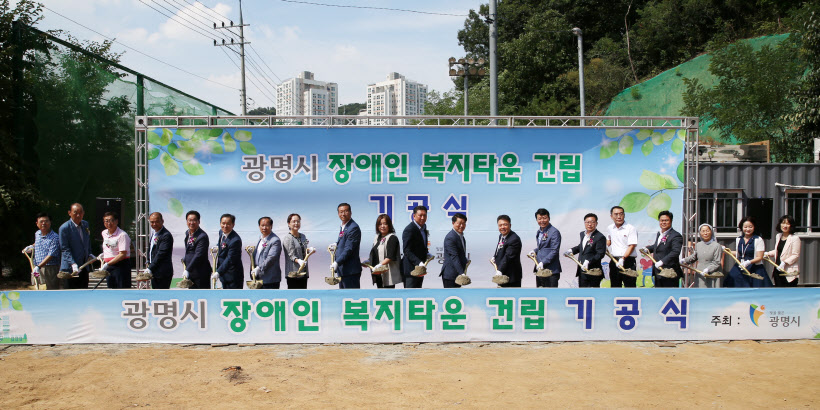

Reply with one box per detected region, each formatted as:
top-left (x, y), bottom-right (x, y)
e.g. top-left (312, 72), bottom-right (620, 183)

top-left (787, 4), bottom-right (820, 159)
top-left (630, 87), bottom-right (641, 100)
top-left (338, 102), bottom-right (365, 115)
top-left (247, 106), bottom-right (275, 115)
top-left (682, 39), bottom-right (808, 161)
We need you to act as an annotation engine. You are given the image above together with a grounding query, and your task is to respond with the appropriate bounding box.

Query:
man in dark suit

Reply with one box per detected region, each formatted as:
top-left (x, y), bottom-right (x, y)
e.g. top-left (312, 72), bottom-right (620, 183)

top-left (641, 210), bottom-right (683, 288)
top-left (331, 203), bottom-right (361, 289)
top-left (493, 215), bottom-right (522, 287)
top-left (441, 213), bottom-right (468, 288)
top-left (530, 208), bottom-right (562, 288)
top-left (58, 203), bottom-right (93, 289)
top-left (215, 213), bottom-right (244, 289)
top-left (401, 205), bottom-right (431, 288)
top-left (145, 212), bottom-right (174, 289)
top-left (252, 216), bottom-right (282, 289)
top-left (565, 213), bottom-right (607, 288)
top-left (183, 210), bottom-right (211, 289)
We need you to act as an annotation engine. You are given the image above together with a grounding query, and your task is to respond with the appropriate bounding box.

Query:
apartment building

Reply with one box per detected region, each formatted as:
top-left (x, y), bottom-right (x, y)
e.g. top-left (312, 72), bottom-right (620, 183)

top-left (276, 71), bottom-right (338, 118)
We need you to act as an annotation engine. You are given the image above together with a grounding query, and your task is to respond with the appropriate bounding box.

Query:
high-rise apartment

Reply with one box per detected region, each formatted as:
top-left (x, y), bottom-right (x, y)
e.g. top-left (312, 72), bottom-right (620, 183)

top-left (365, 72), bottom-right (428, 124)
top-left (276, 71), bottom-right (338, 118)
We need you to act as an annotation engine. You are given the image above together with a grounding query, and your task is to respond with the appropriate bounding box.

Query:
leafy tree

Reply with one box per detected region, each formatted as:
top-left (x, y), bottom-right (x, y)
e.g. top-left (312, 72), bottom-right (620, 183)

top-left (681, 39), bottom-right (808, 161)
top-left (788, 4), bottom-right (820, 157)
top-left (337, 102), bottom-right (365, 115)
top-left (248, 106), bottom-right (275, 115)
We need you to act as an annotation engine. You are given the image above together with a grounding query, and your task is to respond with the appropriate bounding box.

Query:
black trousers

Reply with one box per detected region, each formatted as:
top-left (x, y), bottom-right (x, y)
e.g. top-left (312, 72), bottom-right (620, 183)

top-left (654, 274), bottom-right (680, 288)
top-left (773, 274), bottom-right (798, 287)
top-left (371, 274), bottom-right (395, 288)
top-left (339, 274), bottom-right (361, 289)
top-left (262, 282), bottom-right (280, 289)
top-left (190, 274), bottom-right (211, 289)
top-left (609, 257), bottom-right (637, 288)
top-left (286, 277), bottom-right (308, 289)
top-left (442, 278), bottom-right (461, 288)
top-left (579, 271), bottom-right (603, 288)
top-left (536, 274), bottom-right (559, 288)
top-left (65, 268), bottom-right (90, 289)
top-left (151, 275), bottom-right (173, 289)
top-left (404, 275), bottom-right (424, 288)
top-left (106, 259), bottom-right (132, 289)
top-left (499, 276), bottom-right (521, 288)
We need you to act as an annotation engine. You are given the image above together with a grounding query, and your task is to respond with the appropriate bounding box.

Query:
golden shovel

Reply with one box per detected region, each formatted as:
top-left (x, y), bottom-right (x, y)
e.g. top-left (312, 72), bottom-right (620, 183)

top-left (245, 245), bottom-right (264, 289)
top-left (454, 260), bottom-right (472, 286)
top-left (210, 246), bottom-right (222, 289)
top-left (605, 251), bottom-right (639, 278)
top-left (638, 249), bottom-right (678, 279)
top-left (762, 255), bottom-right (798, 277)
top-left (325, 244), bottom-right (341, 286)
top-left (177, 258), bottom-right (194, 288)
top-left (489, 258), bottom-right (510, 285)
top-left (57, 255), bottom-right (98, 279)
top-left (362, 260), bottom-right (389, 275)
top-left (720, 247), bottom-right (764, 280)
top-left (411, 254), bottom-right (435, 277)
top-left (564, 252), bottom-right (603, 276)
top-left (89, 254), bottom-right (110, 279)
top-left (527, 253), bottom-right (553, 278)
top-left (288, 248), bottom-right (316, 278)
top-left (22, 247), bottom-right (41, 290)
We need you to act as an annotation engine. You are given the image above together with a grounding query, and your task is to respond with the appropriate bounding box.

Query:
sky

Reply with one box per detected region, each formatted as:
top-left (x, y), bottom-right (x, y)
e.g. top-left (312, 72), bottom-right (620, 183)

top-left (34, 0), bottom-right (482, 113)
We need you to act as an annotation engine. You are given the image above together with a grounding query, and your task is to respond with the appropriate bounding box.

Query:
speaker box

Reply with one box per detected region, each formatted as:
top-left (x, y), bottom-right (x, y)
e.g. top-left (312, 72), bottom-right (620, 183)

top-left (94, 197), bottom-right (123, 249)
top-left (746, 198), bottom-right (773, 240)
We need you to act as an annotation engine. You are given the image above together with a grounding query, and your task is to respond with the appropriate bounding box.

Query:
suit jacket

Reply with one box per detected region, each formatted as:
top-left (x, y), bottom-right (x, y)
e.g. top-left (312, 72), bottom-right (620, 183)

top-left (148, 226), bottom-right (174, 278)
top-left (494, 231), bottom-right (522, 282)
top-left (183, 228), bottom-right (211, 280)
top-left (59, 219), bottom-right (92, 271)
top-left (570, 230), bottom-right (607, 277)
top-left (401, 221), bottom-right (428, 278)
top-left (216, 230), bottom-right (244, 284)
top-left (335, 220), bottom-right (362, 277)
top-left (766, 233), bottom-right (801, 274)
top-left (646, 228), bottom-right (683, 278)
top-left (440, 229), bottom-right (468, 280)
top-left (534, 224), bottom-right (562, 274)
top-left (253, 232), bottom-right (282, 283)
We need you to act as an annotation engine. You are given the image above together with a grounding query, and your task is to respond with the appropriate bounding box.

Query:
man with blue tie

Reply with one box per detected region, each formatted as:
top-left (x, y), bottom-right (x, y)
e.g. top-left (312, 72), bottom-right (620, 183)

top-left (214, 214), bottom-right (244, 289)
top-left (401, 205), bottom-right (431, 289)
top-left (493, 215), bottom-right (522, 287)
top-left (59, 203), bottom-right (94, 289)
top-left (252, 216), bottom-right (282, 289)
top-left (441, 213), bottom-right (469, 288)
top-left (145, 212), bottom-right (174, 289)
top-left (530, 208), bottom-right (562, 288)
top-left (330, 203), bottom-right (361, 289)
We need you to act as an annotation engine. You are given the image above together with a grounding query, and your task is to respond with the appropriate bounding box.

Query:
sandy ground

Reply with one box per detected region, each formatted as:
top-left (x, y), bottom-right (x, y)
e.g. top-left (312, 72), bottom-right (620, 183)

top-left (0, 340), bottom-right (817, 409)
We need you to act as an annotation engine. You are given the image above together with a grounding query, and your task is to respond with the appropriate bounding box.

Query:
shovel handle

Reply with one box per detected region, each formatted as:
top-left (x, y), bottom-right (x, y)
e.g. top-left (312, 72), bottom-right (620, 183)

top-left (605, 250), bottom-right (627, 272)
top-left (721, 247), bottom-right (752, 276)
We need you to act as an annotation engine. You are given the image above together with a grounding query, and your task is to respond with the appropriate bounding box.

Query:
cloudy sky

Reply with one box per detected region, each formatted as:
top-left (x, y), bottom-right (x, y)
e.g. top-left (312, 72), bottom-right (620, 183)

top-left (35, 0), bottom-right (481, 113)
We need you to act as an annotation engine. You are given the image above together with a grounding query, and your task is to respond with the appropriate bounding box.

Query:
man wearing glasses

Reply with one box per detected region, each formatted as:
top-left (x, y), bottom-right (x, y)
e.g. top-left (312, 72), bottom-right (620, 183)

top-left (565, 213), bottom-right (607, 288)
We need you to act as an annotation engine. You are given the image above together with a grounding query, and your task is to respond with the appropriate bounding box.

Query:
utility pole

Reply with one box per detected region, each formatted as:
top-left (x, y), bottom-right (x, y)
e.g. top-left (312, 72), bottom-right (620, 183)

top-left (214, 0), bottom-right (250, 115)
top-left (572, 27), bottom-right (585, 125)
top-left (488, 0), bottom-right (498, 117)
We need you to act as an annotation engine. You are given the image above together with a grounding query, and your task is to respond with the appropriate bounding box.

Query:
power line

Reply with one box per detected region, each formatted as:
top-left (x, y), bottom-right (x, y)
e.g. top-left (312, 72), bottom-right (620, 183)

top-left (219, 46), bottom-right (276, 105)
top-left (243, 51), bottom-right (280, 88)
top-left (248, 44), bottom-right (283, 83)
top-left (278, 0), bottom-right (468, 17)
top-left (223, 46), bottom-right (278, 102)
top-left (41, 5), bottom-right (239, 90)
top-left (160, 0), bottom-right (233, 41)
top-left (137, 0), bottom-right (221, 42)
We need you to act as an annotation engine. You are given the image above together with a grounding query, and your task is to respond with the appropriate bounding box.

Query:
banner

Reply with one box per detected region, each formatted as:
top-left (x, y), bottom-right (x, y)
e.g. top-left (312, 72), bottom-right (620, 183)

top-left (146, 127), bottom-right (686, 288)
top-left (1, 289), bottom-right (818, 344)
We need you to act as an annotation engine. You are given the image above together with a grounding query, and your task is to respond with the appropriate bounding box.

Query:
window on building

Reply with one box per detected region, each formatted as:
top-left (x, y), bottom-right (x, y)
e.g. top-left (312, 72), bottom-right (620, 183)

top-left (699, 191), bottom-right (743, 233)
top-left (785, 191), bottom-right (820, 233)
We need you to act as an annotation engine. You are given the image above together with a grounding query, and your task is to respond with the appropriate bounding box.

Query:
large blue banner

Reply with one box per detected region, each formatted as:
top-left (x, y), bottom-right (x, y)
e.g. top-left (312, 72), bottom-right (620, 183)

top-left (1, 289), bottom-right (817, 343)
top-left (147, 127), bottom-right (686, 288)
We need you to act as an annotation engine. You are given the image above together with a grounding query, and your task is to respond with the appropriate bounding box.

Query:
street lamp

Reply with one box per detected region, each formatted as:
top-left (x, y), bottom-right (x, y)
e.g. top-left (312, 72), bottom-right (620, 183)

top-left (448, 57), bottom-right (487, 116)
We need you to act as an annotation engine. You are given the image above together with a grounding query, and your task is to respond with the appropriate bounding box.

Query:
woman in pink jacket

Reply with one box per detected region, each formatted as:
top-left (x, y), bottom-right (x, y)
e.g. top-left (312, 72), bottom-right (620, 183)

top-left (766, 215), bottom-right (801, 287)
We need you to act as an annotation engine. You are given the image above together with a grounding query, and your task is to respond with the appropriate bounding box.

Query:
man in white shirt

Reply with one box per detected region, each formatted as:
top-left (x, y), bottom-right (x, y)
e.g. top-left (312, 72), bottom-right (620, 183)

top-left (606, 206), bottom-right (638, 288)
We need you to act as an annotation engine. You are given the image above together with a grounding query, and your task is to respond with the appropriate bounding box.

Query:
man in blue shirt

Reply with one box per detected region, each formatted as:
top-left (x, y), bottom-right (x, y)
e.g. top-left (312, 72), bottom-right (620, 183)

top-left (23, 212), bottom-right (61, 290)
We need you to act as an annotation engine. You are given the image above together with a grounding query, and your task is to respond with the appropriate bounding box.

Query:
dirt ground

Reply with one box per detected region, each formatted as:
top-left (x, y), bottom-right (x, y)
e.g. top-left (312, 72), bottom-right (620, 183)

top-left (0, 340), bottom-right (817, 409)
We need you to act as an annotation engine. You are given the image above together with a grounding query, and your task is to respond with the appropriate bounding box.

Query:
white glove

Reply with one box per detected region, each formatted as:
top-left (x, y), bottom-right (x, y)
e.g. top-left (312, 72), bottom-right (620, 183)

top-left (101, 263), bottom-right (110, 271)
top-left (582, 260), bottom-right (589, 270)
top-left (182, 270), bottom-right (189, 279)
top-left (721, 245), bottom-right (730, 251)
top-left (23, 245), bottom-right (34, 254)
top-left (211, 271), bottom-right (220, 280)
top-left (418, 262), bottom-right (425, 267)
top-left (251, 267), bottom-right (260, 276)
top-left (330, 262), bottom-right (338, 271)
top-left (306, 247), bottom-right (316, 253)
top-left (639, 247), bottom-right (649, 254)
top-left (536, 262), bottom-right (544, 270)
top-left (616, 258), bottom-right (624, 268)
top-left (494, 270), bottom-right (503, 276)
top-left (374, 263), bottom-right (385, 271)
top-left (778, 262), bottom-right (786, 271)
top-left (654, 261), bottom-right (664, 268)
top-left (295, 258), bottom-right (305, 266)
top-left (328, 243), bottom-right (337, 252)
top-left (32, 266), bottom-right (40, 277)
top-left (527, 250), bottom-right (536, 258)
top-left (563, 250), bottom-right (572, 257)
top-left (71, 263), bottom-right (79, 273)
top-left (701, 267), bottom-right (710, 275)
top-left (144, 268), bottom-right (152, 275)
top-left (740, 260), bottom-right (751, 268)
top-left (679, 257), bottom-right (686, 264)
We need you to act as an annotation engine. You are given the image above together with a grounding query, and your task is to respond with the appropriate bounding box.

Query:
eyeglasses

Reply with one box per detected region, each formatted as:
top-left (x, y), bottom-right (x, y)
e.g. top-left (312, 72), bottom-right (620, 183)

top-left (584, 221), bottom-right (597, 225)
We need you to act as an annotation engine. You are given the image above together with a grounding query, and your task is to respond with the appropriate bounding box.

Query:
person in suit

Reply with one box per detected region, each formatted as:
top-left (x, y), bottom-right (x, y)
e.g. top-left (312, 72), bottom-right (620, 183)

top-left (183, 210), bottom-right (211, 289)
top-left (606, 206), bottom-right (638, 288)
top-left (101, 211), bottom-right (132, 289)
top-left (641, 210), bottom-right (683, 288)
top-left (145, 212), bottom-right (174, 289)
top-left (330, 203), bottom-right (362, 289)
top-left (530, 208), bottom-right (561, 288)
top-left (493, 215), bottom-right (522, 287)
top-left (401, 205), bottom-right (431, 289)
top-left (215, 213), bottom-right (243, 289)
top-left (59, 203), bottom-right (93, 289)
top-left (282, 213), bottom-right (313, 289)
top-left (565, 213), bottom-right (607, 288)
top-left (441, 213), bottom-right (468, 288)
top-left (252, 216), bottom-right (282, 289)
top-left (767, 215), bottom-right (801, 287)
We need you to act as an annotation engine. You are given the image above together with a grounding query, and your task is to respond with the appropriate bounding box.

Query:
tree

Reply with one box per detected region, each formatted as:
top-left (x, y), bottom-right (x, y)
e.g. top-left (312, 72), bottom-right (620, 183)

top-left (788, 4), bottom-right (820, 158)
top-left (338, 102), bottom-right (365, 115)
top-left (682, 39), bottom-right (809, 162)
top-left (248, 106), bottom-right (275, 115)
